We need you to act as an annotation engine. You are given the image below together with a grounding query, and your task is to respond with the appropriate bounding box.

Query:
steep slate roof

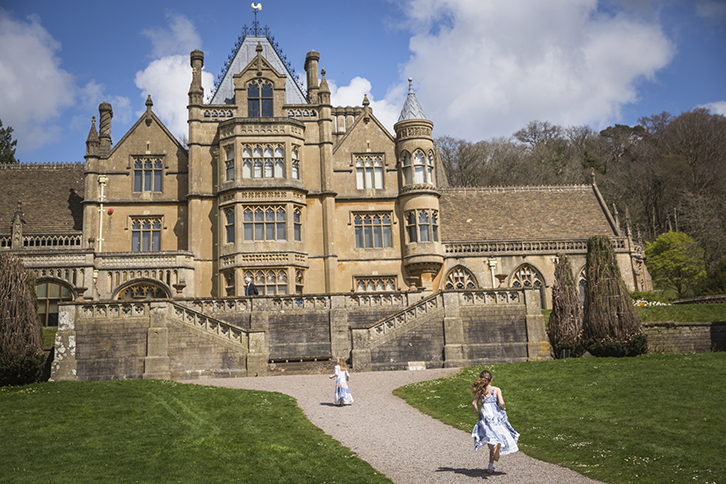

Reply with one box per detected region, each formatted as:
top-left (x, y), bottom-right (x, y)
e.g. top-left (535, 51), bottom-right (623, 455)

top-left (439, 185), bottom-right (616, 242)
top-left (0, 163), bottom-right (85, 235)
top-left (210, 35), bottom-right (307, 105)
top-left (397, 78), bottom-right (428, 122)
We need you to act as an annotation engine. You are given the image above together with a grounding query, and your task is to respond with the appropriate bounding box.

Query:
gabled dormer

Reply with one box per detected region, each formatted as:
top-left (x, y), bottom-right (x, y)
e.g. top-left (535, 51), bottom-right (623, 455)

top-left (210, 36), bottom-right (307, 107)
top-left (232, 42), bottom-right (288, 118)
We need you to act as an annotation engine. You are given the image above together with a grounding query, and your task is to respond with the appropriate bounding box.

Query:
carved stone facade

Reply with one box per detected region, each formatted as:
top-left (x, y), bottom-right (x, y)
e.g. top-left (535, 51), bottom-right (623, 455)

top-left (0, 29), bottom-right (651, 330)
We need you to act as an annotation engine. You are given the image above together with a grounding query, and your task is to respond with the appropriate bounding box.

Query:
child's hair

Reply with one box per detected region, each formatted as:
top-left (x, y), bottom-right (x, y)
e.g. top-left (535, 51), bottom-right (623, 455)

top-left (470, 370), bottom-right (492, 399)
top-left (337, 357), bottom-right (348, 370)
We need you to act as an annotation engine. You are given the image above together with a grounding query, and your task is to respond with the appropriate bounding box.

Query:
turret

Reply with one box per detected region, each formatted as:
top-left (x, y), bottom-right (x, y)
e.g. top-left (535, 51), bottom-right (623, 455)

top-left (394, 79), bottom-right (444, 293)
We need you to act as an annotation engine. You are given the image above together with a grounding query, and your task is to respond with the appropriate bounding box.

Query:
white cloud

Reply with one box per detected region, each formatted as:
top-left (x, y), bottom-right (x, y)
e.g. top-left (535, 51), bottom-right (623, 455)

top-left (397, 0), bottom-right (676, 140)
top-left (142, 12), bottom-right (202, 58)
top-left (698, 101), bottom-right (726, 116)
top-left (0, 9), bottom-right (75, 154)
top-left (135, 14), bottom-right (213, 139)
top-left (329, 76), bottom-right (406, 135)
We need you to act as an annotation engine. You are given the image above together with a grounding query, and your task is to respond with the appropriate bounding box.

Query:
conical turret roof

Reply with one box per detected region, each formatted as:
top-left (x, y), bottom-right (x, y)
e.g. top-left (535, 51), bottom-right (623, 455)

top-left (397, 78), bottom-right (427, 122)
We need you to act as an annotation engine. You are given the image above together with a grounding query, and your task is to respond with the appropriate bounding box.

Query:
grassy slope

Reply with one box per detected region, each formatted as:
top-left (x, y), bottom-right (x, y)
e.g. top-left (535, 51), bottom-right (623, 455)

top-left (393, 353), bottom-right (725, 484)
top-left (0, 380), bottom-right (391, 484)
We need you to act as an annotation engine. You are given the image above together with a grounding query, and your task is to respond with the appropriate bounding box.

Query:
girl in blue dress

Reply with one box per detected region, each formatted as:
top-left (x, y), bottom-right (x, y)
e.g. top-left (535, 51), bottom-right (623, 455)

top-left (471, 370), bottom-right (519, 474)
top-left (329, 358), bottom-right (354, 406)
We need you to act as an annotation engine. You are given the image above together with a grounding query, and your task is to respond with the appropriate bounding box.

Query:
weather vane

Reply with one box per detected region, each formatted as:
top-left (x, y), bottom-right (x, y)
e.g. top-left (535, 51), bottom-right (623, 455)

top-left (251, 3), bottom-right (262, 36)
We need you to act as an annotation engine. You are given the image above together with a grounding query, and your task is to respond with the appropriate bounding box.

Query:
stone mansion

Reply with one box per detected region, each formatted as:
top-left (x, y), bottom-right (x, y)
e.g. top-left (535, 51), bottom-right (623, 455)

top-left (1, 29), bottom-right (651, 331)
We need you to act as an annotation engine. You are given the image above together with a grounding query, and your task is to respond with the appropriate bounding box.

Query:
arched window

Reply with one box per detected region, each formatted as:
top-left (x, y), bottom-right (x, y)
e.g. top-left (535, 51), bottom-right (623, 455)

top-left (293, 207), bottom-right (302, 241)
top-left (413, 150), bottom-right (426, 184)
top-left (116, 280), bottom-right (169, 300)
top-left (444, 266), bottom-right (478, 290)
top-left (242, 206), bottom-right (286, 240)
top-left (354, 213), bottom-right (392, 248)
top-left (355, 156), bottom-right (383, 189)
top-left (292, 147), bottom-right (300, 180)
top-left (36, 281), bottom-right (74, 327)
top-left (248, 80), bottom-right (273, 117)
top-left (245, 269), bottom-right (288, 295)
top-left (225, 147), bottom-right (234, 181)
top-left (401, 152), bottom-right (412, 185)
top-left (511, 264), bottom-right (546, 308)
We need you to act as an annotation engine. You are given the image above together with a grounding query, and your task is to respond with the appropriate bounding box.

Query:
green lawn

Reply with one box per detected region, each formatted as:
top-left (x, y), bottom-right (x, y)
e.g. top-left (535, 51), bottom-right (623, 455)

top-left (0, 380), bottom-right (390, 484)
top-left (393, 353), bottom-right (725, 484)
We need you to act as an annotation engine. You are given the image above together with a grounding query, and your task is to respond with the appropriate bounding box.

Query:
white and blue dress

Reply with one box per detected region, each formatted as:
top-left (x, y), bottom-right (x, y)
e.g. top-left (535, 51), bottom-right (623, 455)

top-left (472, 387), bottom-right (519, 454)
top-left (331, 365), bottom-right (354, 405)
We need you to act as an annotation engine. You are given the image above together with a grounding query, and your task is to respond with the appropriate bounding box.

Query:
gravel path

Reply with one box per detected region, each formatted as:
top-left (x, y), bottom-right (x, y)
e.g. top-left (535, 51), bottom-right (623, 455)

top-left (195, 369), bottom-right (603, 484)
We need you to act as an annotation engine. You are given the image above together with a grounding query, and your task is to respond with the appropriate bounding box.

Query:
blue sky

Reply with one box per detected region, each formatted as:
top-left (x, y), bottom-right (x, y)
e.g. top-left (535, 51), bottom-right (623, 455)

top-left (1, 0), bottom-right (724, 163)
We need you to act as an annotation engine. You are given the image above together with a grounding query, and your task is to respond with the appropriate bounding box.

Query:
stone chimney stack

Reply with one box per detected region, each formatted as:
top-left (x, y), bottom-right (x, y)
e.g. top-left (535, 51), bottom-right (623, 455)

top-left (189, 50), bottom-right (204, 105)
top-left (305, 51), bottom-right (320, 103)
top-left (98, 102), bottom-right (113, 157)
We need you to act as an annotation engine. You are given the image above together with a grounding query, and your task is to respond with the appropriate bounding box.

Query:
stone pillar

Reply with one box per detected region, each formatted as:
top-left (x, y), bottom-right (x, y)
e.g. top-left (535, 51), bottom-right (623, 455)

top-left (49, 305), bottom-right (78, 381)
top-left (523, 289), bottom-right (552, 360)
top-left (329, 295), bottom-right (350, 359)
top-left (442, 292), bottom-right (465, 367)
top-left (351, 328), bottom-right (371, 371)
top-left (143, 302), bottom-right (171, 379)
top-left (247, 330), bottom-right (268, 376)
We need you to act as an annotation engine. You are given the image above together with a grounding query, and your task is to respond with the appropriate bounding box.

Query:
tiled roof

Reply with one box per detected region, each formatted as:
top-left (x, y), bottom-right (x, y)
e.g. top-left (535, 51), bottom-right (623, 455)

top-left (439, 185), bottom-right (616, 242)
top-left (0, 163), bottom-right (85, 234)
top-left (397, 78), bottom-right (427, 122)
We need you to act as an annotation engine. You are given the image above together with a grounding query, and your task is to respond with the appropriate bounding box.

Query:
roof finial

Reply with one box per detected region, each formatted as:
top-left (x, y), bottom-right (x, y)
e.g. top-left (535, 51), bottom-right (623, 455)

top-left (251, 3), bottom-right (262, 35)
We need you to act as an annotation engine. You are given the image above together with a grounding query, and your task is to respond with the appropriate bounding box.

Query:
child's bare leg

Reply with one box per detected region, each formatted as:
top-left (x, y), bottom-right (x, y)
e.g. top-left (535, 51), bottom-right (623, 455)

top-left (488, 443), bottom-right (495, 464)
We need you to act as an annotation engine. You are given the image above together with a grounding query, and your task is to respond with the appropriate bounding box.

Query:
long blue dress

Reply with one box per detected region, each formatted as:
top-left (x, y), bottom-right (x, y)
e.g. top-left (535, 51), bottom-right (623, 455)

top-left (472, 387), bottom-right (519, 454)
top-left (331, 365), bottom-right (354, 405)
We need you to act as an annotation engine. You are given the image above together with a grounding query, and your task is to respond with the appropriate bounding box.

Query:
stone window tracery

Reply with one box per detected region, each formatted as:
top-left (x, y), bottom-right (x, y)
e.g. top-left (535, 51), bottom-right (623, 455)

top-left (242, 144), bottom-right (285, 179)
top-left (444, 266), bottom-right (478, 290)
top-left (225, 147), bottom-right (234, 181)
top-left (243, 206), bottom-right (286, 241)
top-left (245, 268), bottom-right (288, 295)
top-left (295, 269), bottom-right (305, 294)
top-left (404, 209), bottom-right (439, 244)
top-left (355, 155), bottom-right (383, 189)
top-left (131, 217), bottom-right (161, 252)
top-left (354, 213), bottom-right (392, 249)
top-left (400, 150), bottom-right (434, 186)
top-left (355, 276), bottom-right (396, 292)
top-left (133, 158), bottom-right (162, 192)
top-left (248, 80), bottom-right (273, 117)
top-left (292, 147), bottom-right (300, 180)
top-left (293, 207), bottom-right (302, 241)
top-left (511, 265), bottom-right (544, 289)
top-left (117, 281), bottom-right (169, 300)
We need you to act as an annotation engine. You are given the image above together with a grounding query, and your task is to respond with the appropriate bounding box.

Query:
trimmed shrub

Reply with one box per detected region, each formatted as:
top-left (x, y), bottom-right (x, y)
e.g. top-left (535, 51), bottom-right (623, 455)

top-left (582, 236), bottom-right (646, 357)
top-left (547, 254), bottom-right (585, 358)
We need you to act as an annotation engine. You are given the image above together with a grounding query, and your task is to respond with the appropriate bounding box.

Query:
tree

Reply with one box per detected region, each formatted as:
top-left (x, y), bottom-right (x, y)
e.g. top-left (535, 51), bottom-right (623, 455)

top-left (582, 236), bottom-right (644, 356)
top-left (645, 231), bottom-right (706, 298)
top-left (0, 119), bottom-right (19, 164)
top-left (0, 254), bottom-right (45, 386)
top-left (547, 255), bottom-right (583, 357)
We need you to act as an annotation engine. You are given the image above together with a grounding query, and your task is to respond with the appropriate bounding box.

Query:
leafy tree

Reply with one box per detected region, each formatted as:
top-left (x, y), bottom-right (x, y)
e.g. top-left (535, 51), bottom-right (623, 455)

top-left (645, 231), bottom-right (706, 298)
top-left (0, 119), bottom-right (19, 164)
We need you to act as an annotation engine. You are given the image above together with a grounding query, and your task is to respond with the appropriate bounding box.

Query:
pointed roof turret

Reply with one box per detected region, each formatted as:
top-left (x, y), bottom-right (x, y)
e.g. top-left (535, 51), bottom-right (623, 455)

top-left (397, 78), bottom-right (427, 122)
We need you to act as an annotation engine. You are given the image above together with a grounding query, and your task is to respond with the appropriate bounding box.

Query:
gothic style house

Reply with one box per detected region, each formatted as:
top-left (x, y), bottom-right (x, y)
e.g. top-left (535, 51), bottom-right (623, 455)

top-left (1, 30), bottom-right (651, 331)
